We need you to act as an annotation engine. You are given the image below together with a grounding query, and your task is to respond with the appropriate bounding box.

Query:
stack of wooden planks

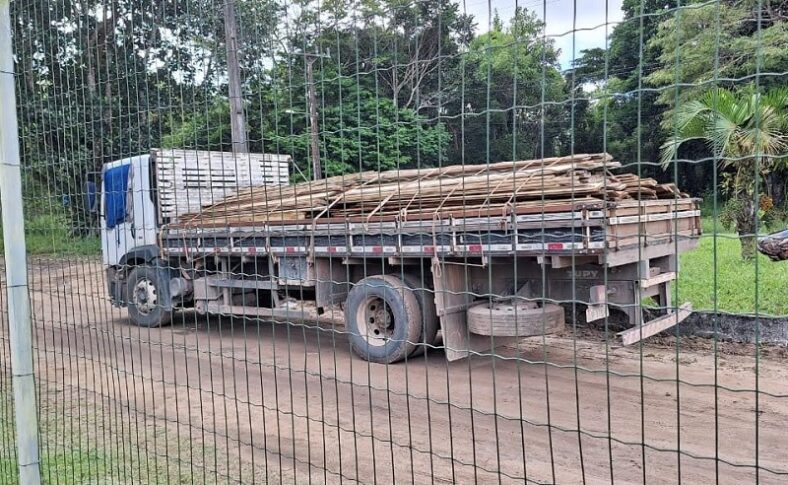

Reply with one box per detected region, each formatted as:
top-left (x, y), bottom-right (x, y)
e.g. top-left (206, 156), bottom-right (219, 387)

top-left (153, 148), bottom-right (292, 222)
top-left (176, 153), bottom-right (692, 226)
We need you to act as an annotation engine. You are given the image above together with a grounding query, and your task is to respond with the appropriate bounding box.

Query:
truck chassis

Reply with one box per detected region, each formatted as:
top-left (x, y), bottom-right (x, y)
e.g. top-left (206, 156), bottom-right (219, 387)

top-left (136, 199), bottom-right (701, 362)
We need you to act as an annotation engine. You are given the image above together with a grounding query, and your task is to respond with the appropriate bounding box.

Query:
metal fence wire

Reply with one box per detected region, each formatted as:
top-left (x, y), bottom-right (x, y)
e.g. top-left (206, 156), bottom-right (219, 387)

top-left (1, 0), bottom-right (788, 483)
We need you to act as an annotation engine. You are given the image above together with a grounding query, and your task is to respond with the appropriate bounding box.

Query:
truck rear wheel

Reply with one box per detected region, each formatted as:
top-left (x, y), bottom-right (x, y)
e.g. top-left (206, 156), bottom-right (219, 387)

top-left (402, 274), bottom-right (439, 355)
top-left (345, 275), bottom-right (421, 363)
top-left (126, 266), bottom-right (172, 328)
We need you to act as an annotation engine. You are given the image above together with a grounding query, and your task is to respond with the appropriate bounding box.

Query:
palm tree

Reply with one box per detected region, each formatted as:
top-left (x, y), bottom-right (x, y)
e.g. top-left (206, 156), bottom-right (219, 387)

top-left (661, 87), bottom-right (788, 260)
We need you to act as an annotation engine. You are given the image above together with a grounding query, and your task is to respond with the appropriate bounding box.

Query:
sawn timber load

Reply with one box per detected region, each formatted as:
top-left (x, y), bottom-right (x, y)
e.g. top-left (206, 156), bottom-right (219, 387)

top-left (162, 153), bottom-right (701, 260)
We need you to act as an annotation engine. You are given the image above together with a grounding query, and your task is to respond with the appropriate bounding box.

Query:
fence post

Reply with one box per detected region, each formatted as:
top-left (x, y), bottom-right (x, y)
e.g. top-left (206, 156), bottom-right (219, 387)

top-left (0, 0), bottom-right (42, 483)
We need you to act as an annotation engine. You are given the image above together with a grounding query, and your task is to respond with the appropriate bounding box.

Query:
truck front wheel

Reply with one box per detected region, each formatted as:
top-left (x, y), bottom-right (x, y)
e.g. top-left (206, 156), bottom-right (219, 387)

top-left (126, 266), bottom-right (172, 327)
top-left (345, 275), bottom-right (421, 363)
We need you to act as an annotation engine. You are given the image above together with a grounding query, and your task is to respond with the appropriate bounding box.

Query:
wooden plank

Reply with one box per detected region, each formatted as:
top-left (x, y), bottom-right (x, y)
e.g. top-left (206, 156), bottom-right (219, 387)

top-left (603, 238), bottom-right (699, 267)
top-left (608, 210), bottom-right (701, 225)
top-left (165, 152), bottom-right (701, 234)
top-left (207, 278), bottom-right (279, 290)
top-left (206, 303), bottom-right (343, 326)
top-left (618, 303), bottom-right (692, 346)
top-left (607, 218), bottom-right (699, 244)
top-left (640, 271), bottom-right (676, 289)
top-left (154, 148), bottom-right (290, 222)
top-left (608, 229), bottom-right (699, 250)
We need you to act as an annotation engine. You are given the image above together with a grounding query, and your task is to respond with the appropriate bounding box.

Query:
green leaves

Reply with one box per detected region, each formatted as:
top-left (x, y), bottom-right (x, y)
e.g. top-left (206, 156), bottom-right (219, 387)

top-left (661, 87), bottom-right (788, 167)
top-left (648, 1), bottom-right (788, 119)
top-left (660, 85), bottom-right (788, 259)
top-left (265, 83), bottom-right (450, 177)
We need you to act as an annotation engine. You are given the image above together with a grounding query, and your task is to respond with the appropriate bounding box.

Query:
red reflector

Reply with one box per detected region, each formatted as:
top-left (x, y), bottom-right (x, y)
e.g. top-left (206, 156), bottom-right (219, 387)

top-left (547, 243), bottom-right (563, 250)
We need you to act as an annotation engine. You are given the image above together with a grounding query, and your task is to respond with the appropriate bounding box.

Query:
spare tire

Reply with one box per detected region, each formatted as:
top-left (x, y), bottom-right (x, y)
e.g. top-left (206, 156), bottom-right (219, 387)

top-left (345, 275), bottom-right (422, 363)
top-left (467, 300), bottom-right (564, 337)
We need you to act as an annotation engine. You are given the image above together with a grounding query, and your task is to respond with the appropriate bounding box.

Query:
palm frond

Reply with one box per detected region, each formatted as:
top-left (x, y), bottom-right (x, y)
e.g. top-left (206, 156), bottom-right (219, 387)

top-left (659, 86), bottom-right (788, 171)
top-left (762, 87), bottom-right (788, 111)
top-left (708, 115), bottom-right (741, 160)
top-left (672, 99), bottom-right (711, 134)
top-left (660, 135), bottom-right (706, 167)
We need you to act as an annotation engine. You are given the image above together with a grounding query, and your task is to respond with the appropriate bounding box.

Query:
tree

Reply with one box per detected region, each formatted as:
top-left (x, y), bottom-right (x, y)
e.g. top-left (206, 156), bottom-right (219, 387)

top-left (561, 1), bottom-right (678, 181)
top-left (660, 87), bottom-right (788, 259)
top-left (562, 48), bottom-right (609, 156)
top-left (648, 0), bottom-right (788, 200)
top-left (263, 77), bottom-right (451, 178)
top-left (648, 0), bottom-right (788, 110)
top-left (164, 63), bottom-right (451, 179)
top-left (460, 7), bottom-right (565, 162)
top-left (603, 0), bottom-right (677, 169)
top-left (568, 48), bottom-right (607, 87)
top-left (12, 0), bottom-right (279, 230)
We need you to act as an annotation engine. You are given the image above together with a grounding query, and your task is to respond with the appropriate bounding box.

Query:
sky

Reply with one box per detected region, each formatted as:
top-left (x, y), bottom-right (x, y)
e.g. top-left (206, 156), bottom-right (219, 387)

top-left (463, 0), bottom-right (625, 69)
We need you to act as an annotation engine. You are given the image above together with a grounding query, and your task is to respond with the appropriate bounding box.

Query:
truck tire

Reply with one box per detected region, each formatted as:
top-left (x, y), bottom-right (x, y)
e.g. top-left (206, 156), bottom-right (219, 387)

top-left (467, 300), bottom-right (564, 337)
top-left (126, 265), bottom-right (172, 328)
top-left (402, 274), bottom-right (439, 355)
top-left (345, 275), bottom-right (422, 363)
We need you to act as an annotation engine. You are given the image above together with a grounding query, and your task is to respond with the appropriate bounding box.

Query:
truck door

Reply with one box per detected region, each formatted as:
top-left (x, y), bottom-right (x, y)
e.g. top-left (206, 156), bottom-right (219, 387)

top-left (100, 155), bottom-right (157, 267)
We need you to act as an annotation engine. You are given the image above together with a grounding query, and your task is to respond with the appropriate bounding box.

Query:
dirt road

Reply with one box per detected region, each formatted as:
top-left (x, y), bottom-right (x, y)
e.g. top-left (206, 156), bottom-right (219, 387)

top-left (4, 258), bottom-right (788, 484)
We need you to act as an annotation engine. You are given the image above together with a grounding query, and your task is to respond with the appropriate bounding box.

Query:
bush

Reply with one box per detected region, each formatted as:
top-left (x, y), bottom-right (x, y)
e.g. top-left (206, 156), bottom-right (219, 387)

top-left (0, 214), bottom-right (100, 256)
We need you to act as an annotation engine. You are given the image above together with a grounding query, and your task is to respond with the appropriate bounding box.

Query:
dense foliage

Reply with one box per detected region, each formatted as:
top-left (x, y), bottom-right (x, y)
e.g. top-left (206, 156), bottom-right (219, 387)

top-left (10, 0), bottom-right (788, 249)
top-left (661, 87), bottom-right (788, 258)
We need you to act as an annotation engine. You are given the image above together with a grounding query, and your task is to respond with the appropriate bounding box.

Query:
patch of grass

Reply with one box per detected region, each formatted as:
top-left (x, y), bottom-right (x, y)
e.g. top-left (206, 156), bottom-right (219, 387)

top-left (0, 383), bottom-right (258, 484)
top-left (0, 390), bottom-right (115, 484)
top-left (678, 220), bottom-right (788, 316)
top-left (0, 391), bottom-right (18, 482)
top-left (0, 214), bottom-right (100, 256)
top-left (1, 448), bottom-right (112, 485)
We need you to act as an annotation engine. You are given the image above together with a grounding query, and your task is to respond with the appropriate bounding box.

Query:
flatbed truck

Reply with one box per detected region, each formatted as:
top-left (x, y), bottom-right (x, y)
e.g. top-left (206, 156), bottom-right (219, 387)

top-left (102, 149), bottom-right (701, 363)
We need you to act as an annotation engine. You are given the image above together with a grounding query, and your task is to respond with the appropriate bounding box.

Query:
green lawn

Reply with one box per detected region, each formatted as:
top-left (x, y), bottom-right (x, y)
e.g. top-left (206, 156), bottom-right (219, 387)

top-left (0, 390), bottom-right (119, 484)
top-left (0, 214), bottom-right (100, 256)
top-left (0, 388), bottom-right (209, 484)
top-left (678, 220), bottom-right (788, 316)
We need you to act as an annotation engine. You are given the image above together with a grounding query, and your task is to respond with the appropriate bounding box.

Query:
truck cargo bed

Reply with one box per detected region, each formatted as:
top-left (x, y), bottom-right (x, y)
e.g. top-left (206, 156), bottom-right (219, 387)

top-left (160, 198), bottom-right (701, 264)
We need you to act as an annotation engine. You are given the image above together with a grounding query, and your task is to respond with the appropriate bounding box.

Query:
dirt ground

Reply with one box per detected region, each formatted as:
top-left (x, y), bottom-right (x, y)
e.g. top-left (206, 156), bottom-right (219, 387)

top-left (4, 257), bottom-right (788, 484)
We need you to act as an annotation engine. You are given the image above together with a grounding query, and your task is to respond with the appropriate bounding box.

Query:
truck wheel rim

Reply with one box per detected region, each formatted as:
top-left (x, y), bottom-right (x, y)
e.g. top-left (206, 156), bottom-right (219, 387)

top-left (133, 278), bottom-right (158, 315)
top-left (357, 296), bottom-right (394, 347)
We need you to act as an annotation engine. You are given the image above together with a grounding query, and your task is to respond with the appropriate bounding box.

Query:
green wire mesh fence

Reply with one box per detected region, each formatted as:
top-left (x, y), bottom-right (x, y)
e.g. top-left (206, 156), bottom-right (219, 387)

top-left (1, 0), bottom-right (788, 483)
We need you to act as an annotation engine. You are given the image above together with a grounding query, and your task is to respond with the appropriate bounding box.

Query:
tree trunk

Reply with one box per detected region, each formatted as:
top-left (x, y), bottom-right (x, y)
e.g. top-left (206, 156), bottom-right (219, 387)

top-left (305, 56), bottom-right (321, 180)
top-left (767, 170), bottom-right (786, 208)
top-left (224, 0), bottom-right (248, 153)
top-left (736, 193), bottom-right (757, 260)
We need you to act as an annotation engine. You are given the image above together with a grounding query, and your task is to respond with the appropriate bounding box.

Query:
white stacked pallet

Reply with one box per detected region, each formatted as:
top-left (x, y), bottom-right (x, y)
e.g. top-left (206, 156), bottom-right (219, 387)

top-left (153, 148), bottom-right (291, 222)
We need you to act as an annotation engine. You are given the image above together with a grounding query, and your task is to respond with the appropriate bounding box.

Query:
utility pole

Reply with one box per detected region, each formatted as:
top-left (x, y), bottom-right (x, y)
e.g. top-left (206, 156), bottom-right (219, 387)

top-left (224, 0), bottom-right (248, 153)
top-left (0, 1), bottom-right (42, 483)
top-left (305, 54), bottom-right (322, 180)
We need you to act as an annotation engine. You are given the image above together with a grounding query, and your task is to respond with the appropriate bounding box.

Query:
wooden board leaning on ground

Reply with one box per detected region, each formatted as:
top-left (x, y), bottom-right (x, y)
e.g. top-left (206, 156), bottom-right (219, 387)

top-left (174, 153), bottom-right (693, 227)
